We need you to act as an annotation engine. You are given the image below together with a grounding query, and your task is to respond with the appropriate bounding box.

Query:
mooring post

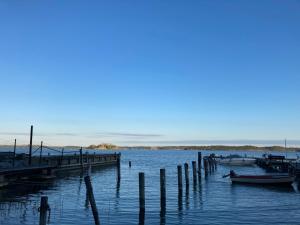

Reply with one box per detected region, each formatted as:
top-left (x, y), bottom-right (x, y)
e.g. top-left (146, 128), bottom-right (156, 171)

top-left (117, 153), bottom-right (121, 182)
top-left (39, 196), bottom-right (49, 225)
top-left (177, 165), bottom-right (183, 195)
top-left (198, 152), bottom-right (202, 177)
top-left (129, 161), bottom-right (132, 168)
top-left (29, 125), bottom-right (33, 166)
top-left (160, 168), bottom-right (166, 209)
top-left (184, 163), bottom-right (189, 187)
top-left (60, 148), bottom-right (64, 165)
top-left (139, 172), bottom-right (145, 212)
top-left (80, 147), bottom-right (83, 167)
top-left (192, 161), bottom-right (197, 184)
top-left (39, 141), bottom-right (43, 165)
top-left (204, 158), bottom-right (208, 176)
top-left (84, 176), bottom-right (100, 225)
top-left (207, 158), bottom-right (211, 173)
top-left (214, 158), bottom-right (217, 170)
top-left (13, 139), bottom-right (16, 167)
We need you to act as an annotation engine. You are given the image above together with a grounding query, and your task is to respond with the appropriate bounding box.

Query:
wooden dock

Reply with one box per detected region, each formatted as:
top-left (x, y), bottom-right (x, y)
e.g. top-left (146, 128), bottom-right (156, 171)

top-left (0, 152), bottom-right (121, 187)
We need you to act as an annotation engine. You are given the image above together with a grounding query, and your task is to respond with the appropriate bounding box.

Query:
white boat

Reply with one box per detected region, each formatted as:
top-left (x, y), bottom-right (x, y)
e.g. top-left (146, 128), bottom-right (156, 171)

top-left (226, 170), bottom-right (295, 185)
top-left (216, 157), bottom-right (256, 166)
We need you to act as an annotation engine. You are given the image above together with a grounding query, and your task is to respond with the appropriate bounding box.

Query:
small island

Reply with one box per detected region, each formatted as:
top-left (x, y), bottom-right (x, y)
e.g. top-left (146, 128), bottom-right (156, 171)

top-left (87, 143), bottom-right (118, 150)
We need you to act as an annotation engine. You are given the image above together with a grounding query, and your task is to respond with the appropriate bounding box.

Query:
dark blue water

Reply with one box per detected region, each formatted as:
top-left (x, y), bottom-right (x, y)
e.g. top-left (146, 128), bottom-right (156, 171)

top-left (0, 148), bottom-right (300, 225)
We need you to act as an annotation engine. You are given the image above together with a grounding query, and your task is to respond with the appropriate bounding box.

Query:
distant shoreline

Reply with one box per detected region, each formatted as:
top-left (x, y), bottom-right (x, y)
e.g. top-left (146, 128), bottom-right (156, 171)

top-left (0, 145), bottom-right (299, 152)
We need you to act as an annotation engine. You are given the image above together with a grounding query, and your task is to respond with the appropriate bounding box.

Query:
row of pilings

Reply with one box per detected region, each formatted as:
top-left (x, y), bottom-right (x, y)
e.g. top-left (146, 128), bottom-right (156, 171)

top-left (37, 152), bottom-right (217, 225)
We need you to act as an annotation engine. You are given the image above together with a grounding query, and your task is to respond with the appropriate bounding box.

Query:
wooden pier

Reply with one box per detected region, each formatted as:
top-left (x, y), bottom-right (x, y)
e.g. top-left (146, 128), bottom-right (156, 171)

top-left (0, 153), bottom-right (121, 187)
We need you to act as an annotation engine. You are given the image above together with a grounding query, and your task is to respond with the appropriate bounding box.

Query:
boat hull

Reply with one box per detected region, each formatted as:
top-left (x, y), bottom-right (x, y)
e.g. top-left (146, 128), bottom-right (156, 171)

top-left (217, 158), bottom-right (256, 166)
top-left (231, 175), bottom-right (295, 185)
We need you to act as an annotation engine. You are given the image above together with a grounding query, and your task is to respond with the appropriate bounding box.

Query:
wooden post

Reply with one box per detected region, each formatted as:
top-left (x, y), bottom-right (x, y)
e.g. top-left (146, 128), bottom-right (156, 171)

top-left (214, 158), bottom-right (217, 170)
top-left (198, 152), bottom-right (202, 177)
top-left (207, 158), bottom-right (211, 173)
top-left (39, 141), bottom-right (43, 165)
top-left (84, 176), bottom-right (100, 225)
top-left (13, 139), bottom-right (16, 167)
top-left (139, 172), bottom-right (145, 212)
top-left (60, 148), bottom-right (64, 165)
top-left (129, 161), bottom-right (132, 168)
top-left (39, 196), bottom-right (48, 225)
top-left (192, 161), bottom-right (197, 184)
top-left (80, 147), bottom-right (83, 166)
top-left (29, 125), bottom-right (33, 166)
top-left (117, 154), bottom-right (121, 182)
top-left (86, 151), bottom-right (89, 163)
top-left (160, 168), bottom-right (166, 209)
top-left (184, 163), bottom-right (189, 187)
top-left (204, 158), bottom-right (208, 176)
top-left (177, 165), bottom-right (183, 195)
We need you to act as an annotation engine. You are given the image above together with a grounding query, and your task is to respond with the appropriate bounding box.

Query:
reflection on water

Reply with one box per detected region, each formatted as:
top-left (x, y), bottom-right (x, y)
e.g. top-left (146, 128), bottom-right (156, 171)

top-left (138, 210), bottom-right (145, 225)
top-left (1, 149), bottom-right (300, 225)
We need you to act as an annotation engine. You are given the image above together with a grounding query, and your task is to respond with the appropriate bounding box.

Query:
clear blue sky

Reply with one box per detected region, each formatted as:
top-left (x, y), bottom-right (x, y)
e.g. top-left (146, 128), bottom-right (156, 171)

top-left (0, 0), bottom-right (300, 146)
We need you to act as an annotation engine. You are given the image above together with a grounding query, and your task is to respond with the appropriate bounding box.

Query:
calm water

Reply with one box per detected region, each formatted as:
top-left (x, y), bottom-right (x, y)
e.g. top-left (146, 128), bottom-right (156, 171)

top-left (0, 148), bottom-right (300, 225)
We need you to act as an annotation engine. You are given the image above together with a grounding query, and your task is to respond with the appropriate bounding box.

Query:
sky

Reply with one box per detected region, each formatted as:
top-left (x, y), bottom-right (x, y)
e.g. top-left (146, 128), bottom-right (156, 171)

top-left (0, 0), bottom-right (300, 146)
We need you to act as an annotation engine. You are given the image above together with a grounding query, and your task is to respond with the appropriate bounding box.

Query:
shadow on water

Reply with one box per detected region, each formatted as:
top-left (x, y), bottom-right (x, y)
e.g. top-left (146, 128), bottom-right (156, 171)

top-left (0, 181), bottom-right (54, 202)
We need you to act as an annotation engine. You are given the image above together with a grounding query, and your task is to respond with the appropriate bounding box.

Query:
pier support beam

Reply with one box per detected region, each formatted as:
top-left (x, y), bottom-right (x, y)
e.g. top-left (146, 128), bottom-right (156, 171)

top-left (117, 153), bottom-right (121, 182)
top-left (29, 125), bottom-right (33, 166)
top-left (13, 139), bottom-right (16, 167)
top-left (184, 163), bottom-right (189, 188)
top-left (198, 152), bottom-right (202, 177)
top-left (192, 161), bottom-right (197, 185)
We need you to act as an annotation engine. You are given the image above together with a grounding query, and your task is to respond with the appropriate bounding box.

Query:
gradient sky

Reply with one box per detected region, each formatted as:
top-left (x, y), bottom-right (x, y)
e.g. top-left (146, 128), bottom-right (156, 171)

top-left (0, 0), bottom-right (300, 146)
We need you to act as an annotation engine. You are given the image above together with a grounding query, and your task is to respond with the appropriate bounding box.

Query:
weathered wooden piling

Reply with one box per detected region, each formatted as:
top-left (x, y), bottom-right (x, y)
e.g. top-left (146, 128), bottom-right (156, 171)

top-left (129, 161), bottom-right (132, 168)
top-left (192, 161), bottom-right (197, 184)
top-left (198, 152), bottom-right (202, 177)
top-left (160, 168), bottom-right (166, 209)
top-left (13, 139), bottom-right (16, 167)
top-left (84, 176), bottom-right (100, 225)
top-left (39, 196), bottom-right (48, 225)
top-left (29, 125), bottom-right (33, 166)
top-left (208, 158), bottom-right (212, 173)
top-left (117, 154), bottom-right (121, 182)
top-left (60, 148), bottom-right (64, 164)
top-left (139, 172), bottom-right (145, 212)
top-left (204, 158), bottom-right (208, 176)
top-left (177, 165), bottom-right (183, 195)
top-left (184, 163), bottom-right (189, 187)
top-left (39, 141), bottom-right (43, 165)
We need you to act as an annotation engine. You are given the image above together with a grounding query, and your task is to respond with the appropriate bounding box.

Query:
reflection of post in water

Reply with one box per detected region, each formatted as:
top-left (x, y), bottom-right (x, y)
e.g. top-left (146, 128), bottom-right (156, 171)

top-left (116, 179), bottom-right (120, 199)
top-left (177, 165), bottom-right (183, 211)
top-left (114, 179), bottom-right (120, 210)
top-left (139, 209), bottom-right (145, 225)
top-left (160, 206), bottom-right (166, 225)
top-left (198, 176), bottom-right (203, 208)
top-left (185, 182), bottom-right (189, 210)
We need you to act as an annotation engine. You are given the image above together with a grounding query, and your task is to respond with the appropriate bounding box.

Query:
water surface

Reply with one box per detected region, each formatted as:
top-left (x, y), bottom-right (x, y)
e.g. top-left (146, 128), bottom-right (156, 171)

top-left (0, 148), bottom-right (299, 225)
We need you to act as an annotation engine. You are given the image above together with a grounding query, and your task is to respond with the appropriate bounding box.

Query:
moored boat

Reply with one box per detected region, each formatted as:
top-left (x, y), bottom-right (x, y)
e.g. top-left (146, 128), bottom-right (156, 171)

top-left (225, 170), bottom-right (295, 186)
top-left (216, 157), bottom-right (256, 166)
